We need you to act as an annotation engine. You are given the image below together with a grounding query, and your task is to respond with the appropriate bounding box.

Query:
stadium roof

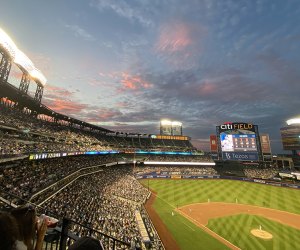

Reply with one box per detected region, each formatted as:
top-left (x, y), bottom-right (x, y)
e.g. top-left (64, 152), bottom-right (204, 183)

top-left (287, 118), bottom-right (300, 125)
top-left (0, 28), bottom-right (47, 86)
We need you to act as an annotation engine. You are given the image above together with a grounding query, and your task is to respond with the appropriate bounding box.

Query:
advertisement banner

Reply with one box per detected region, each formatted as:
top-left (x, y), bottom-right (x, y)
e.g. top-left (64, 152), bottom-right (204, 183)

top-left (219, 123), bottom-right (255, 133)
top-left (210, 135), bottom-right (218, 152)
top-left (222, 152), bottom-right (259, 161)
top-left (260, 134), bottom-right (271, 153)
top-left (171, 175), bottom-right (182, 179)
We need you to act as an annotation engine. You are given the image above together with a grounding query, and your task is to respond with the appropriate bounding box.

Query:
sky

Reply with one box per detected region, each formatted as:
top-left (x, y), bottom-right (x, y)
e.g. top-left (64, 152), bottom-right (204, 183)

top-left (1, 0), bottom-right (300, 153)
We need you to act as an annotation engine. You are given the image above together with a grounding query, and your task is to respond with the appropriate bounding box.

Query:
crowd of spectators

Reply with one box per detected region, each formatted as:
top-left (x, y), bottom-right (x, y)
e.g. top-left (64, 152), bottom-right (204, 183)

top-left (0, 155), bottom-right (117, 201)
top-left (134, 166), bottom-right (218, 176)
top-left (40, 166), bottom-right (162, 249)
top-left (0, 104), bottom-right (195, 156)
top-left (1, 100), bottom-right (286, 249)
top-left (134, 164), bottom-right (281, 180)
top-left (143, 154), bottom-right (213, 163)
top-left (0, 108), bottom-right (110, 155)
top-left (0, 154), bottom-right (163, 249)
top-left (244, 168), bottom-right (279, 179)
top-left (109, 174), bottom-right (150, 203)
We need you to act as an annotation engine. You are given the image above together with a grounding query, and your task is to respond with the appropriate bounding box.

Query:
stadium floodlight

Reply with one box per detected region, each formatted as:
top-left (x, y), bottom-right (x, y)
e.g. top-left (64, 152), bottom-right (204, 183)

top-left (14, 50), bottom-right (35, 73)
top-left (172, 121), bottom-right (182, 126)
top-left (0, 28), bottom-right (18, 59)
top-left (160, 119), bottom-right (172, 126)
top-left (286, 118), bottom-right (300, 125)
top-left (30, 68), bottom-right (47, 86)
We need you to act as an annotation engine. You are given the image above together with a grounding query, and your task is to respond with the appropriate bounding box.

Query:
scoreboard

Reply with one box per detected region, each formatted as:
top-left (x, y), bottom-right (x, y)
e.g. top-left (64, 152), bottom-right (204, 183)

top-left (217, 122), bottom-right (261, 161)
top-left (221, 134), bottom-right (257, 152)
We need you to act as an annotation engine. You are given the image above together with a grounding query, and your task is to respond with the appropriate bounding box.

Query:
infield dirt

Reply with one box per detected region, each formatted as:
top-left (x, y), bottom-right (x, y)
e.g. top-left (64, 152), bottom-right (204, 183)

top-left (177, 202), bottom-right (300, 249)
top-left (178, 202), bottom-right (300, 230)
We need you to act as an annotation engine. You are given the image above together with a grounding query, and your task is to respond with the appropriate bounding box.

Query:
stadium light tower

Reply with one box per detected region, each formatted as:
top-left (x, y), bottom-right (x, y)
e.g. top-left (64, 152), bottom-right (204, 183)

top-left (0, 27), bottom-right (47, 103)
top-left (0, 28), bottom-right (15, 83)
top-left (281, 117), bottom-right (300, 156)
top-left (160, 119), bottom-right (183, 136)
top-left (287, 118), bottom-right (300, 125)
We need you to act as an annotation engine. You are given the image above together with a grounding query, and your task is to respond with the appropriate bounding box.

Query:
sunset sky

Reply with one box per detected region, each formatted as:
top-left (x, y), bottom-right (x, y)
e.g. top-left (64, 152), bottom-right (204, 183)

top-left (1, 0), bottom-right (300, 153)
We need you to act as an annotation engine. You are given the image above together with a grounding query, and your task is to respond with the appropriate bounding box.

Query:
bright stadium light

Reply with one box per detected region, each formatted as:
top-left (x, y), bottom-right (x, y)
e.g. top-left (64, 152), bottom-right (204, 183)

top-left (172, 121), bottom-right (182, 126)
top-left (0, 27), bottom-right (47, 87)
top-left (14, 50), bottom-right (35, 73)
top-left (286, 118), bottom-right (300, 125)
top-left (30, 68), bottom-right (47, 86)
top-left (0, 28), bottom-right (18, 59)
top-left (160, 119), bottom-right (172, 126)
top-left (161, 120), bottom-right (182, 126)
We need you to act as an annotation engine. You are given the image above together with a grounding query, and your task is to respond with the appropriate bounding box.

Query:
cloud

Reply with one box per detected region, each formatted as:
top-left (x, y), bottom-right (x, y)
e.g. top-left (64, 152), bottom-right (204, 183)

top-left (81, 108), bottom-right (123, 122)
top-left (91, 0), bottom-right (154, 27)
top-left (257, 51), bottom-right (300, 90)
top-left (156, 21), bottom-right (193, 53)
top-left (154, 20), bottom-right (206, 69)
top-left (64, 24), bottom-right (95, 41)
top-left (120, 72), bottom-right (152, 91)
top-left (43, 84), bottom-right (123, 124)
top-left (43, 85), bottom-right (88, 116)
top-left (43, 98), bottom-right (88, 115)
top-left (45, 85), bottom-right (75, 97)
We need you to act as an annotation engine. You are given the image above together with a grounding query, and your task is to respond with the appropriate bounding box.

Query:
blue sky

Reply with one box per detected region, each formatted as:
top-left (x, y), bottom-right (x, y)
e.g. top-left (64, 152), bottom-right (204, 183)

top-left (1, 0), bottom-right (300, 153)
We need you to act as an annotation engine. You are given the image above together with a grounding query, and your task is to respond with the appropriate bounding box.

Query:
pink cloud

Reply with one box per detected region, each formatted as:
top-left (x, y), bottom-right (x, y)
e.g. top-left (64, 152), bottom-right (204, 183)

top-left (156, 21), bottom-right (193, 53)
top-left (45, 84), bottom-right (75, 97)
top-left (43, 84), bottom-right (87, 116)
top-left (120, 72), bottom-right (152, 91)
top-left (154, 21), bottom-right (206, 68)
top-left (43, 98), bottom-right (88, 115)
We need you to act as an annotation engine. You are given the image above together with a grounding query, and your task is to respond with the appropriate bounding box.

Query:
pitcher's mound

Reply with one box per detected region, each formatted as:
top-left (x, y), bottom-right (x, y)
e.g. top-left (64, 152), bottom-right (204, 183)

top-left (251, 229), bottom-right (273, 240)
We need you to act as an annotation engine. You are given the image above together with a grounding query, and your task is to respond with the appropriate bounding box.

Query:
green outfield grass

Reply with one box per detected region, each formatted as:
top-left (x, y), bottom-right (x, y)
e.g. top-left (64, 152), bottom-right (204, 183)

top-left (141, 179), bottom-right (300, 250)
top-left (152, 192), bottom-right (229, 250)
top-left (207, 214), bottom-right (300, 250)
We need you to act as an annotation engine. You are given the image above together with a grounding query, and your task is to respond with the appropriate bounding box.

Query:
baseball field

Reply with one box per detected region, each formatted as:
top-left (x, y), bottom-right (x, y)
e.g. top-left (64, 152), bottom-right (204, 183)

top-left (141, 179), bottom-right (300, 250)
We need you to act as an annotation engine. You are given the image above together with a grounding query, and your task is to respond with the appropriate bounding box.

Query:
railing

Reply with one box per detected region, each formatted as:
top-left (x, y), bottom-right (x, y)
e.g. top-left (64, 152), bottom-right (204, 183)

top-left (0, 190), bottom-right (131, 250)
top-left (58, 218), bottom-right (131, 250)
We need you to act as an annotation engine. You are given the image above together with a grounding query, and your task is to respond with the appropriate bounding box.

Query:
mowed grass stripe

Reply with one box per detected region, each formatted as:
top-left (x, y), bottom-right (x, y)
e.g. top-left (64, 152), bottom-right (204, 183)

top-left (152, 193), bottom-right (229, 250)
top-left (141, 179), bottom-right (300, 250)
top-left (208, 214), bottom-right (300, 250)
top-left (144, 179), bottom-right (300, 214)
top-left (235, 214), bottom-right (252, 247)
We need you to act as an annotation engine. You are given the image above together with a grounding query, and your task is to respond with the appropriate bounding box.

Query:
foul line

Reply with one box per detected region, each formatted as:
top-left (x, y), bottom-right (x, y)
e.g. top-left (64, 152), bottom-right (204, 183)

top-left (154, 194), bottom-right (195, 231)
top-left (177, 209), bottom-right (241, 250)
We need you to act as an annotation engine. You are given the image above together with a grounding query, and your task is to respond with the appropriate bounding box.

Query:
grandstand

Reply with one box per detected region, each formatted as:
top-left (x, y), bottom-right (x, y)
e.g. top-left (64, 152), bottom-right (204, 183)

top-left (0, 28), bottom-right (199, 250)
top-left (1, 27), bottom-right (300, 250)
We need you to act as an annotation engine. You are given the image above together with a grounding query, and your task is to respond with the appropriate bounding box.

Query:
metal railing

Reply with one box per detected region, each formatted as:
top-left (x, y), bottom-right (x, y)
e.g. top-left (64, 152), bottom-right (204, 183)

top-left (58, 218), bottom-right (131, 250)
top-left (0, 190), bottom-right (131, 250)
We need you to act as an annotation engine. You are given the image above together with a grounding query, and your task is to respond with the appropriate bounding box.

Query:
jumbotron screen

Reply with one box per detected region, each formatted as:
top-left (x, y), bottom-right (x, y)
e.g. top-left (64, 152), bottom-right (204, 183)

top-left (220, 133), bottom-right (257, 152)
top-left (217, 123), bottom-right (259, 161)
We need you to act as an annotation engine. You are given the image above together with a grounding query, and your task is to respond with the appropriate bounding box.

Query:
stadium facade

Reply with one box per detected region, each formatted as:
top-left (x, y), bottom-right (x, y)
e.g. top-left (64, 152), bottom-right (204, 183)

top-left (280, 118), bottom-right (300, 155)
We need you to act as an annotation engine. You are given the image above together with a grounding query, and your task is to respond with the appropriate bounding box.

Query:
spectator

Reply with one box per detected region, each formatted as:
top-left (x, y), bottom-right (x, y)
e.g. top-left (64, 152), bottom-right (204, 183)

top-left (0, 205), bottom-right (47, 250)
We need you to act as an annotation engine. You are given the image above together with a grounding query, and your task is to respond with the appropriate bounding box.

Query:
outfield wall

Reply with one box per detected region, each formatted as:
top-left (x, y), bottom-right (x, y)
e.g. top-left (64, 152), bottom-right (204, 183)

top-left (136, 174), bottom-right (300, 189)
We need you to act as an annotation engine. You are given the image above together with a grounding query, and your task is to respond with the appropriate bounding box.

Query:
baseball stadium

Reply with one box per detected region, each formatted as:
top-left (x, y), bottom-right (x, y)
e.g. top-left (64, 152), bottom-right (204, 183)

top-left (1, 14), bottom-right (300, 250)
